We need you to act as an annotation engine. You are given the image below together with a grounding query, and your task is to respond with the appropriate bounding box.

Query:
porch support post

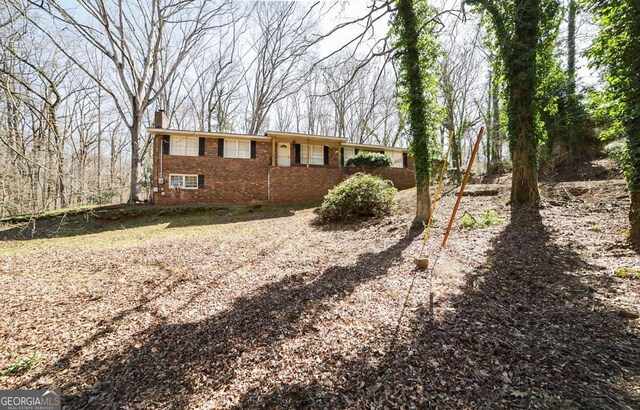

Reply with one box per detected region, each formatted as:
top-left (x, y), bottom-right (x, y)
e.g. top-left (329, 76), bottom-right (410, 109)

top-left (271, 137), bottom-right (276, 166)
top-left (306, 138), bottom-right (310, 168)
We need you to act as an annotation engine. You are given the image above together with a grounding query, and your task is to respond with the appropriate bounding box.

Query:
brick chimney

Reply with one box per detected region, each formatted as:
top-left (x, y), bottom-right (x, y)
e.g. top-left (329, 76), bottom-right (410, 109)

top-left (154, 110), bottom-right (168, 129)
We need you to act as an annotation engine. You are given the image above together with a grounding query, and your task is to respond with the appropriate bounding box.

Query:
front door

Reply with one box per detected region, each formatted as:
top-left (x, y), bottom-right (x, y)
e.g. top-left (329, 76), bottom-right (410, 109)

top-left (277, 143), bottom-right (291, 166)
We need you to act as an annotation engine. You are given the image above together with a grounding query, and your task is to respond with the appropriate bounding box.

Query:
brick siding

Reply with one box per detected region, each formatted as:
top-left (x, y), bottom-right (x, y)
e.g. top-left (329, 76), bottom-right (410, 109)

top-left (154, 137), bottom-right (271, 205)
top-left (152, 135), bottom-right (416, 205)
top-left (269, 167), bottom-right (344, 202)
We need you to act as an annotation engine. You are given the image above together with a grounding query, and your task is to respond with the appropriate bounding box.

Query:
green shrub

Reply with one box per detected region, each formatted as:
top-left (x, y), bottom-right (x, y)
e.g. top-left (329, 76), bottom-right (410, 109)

top-left (602, 139), bottom-right (626, 162)
top-left (345, 151), bottom-right (393, 168)
top-left (460, 210), bottom-right (503, 230)
top-left (88, 189), bottom-right (119, 205)
top-left (2, 353), bottom-right (41, 376)
top-left (614, 266), bottom-right (640, 280)
top-left (318, 173), bottom-right (397, 222)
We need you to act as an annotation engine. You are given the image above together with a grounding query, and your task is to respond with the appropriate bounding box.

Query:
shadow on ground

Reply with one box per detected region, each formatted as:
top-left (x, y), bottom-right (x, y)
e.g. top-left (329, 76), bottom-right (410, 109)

top-left (0, 202), bottom-right (317, 241)
top-left (51, 229), bottom-right (418, 408)
top-left (231, 207), bottom-right (640, 408)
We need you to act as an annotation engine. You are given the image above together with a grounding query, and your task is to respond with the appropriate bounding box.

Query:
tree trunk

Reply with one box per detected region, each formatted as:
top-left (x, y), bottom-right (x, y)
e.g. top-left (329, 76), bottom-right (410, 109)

top-left (567, 0), bottom-right (576, 94)
top-left (50, 104), bottom-right (67, 209)
top-left (110, 132), bottom-right (117, 191)
top-left (630, 193), bottom-right (640, 249)
top-left (128, 118), bottom-right (143, 203)
top-left (416, 176), bottom-right (431, 224)
top-left (395, 0), bottom-right (433, 222)
top-left (490, 73), bottom-right (502, 167)
top-left (628, 113), bottom-right (640, 248)
top-left (486, 71), bottom-right (493, 173)
top-left (505, 0), bottom-right (541, 205)
top-left (508, 79), bottom-right (540, 204)
top-left (451, 136), bottom-right (462, 183)
top-left (511, 144), bottom-right (540, 204)
top-left (97, 90), bottom-right (102, 197)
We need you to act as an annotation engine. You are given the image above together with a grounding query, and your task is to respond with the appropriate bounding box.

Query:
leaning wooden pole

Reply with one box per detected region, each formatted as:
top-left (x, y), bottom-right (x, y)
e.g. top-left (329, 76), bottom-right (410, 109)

top-left (441, 126), bottom-right (485, 248)
top-left (427, 127), bottom-right (485, 316)
top-left (423, 130), bottom-right (455, 244)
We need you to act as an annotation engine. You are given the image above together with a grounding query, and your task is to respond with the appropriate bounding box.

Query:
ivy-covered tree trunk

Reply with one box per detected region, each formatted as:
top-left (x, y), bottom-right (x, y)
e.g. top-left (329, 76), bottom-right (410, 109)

top-left (472, 0), bottom-right (554, 205)
top-left (588, 0), bottom-right (640, 247)
top-left (507, 76), bottom-right (541, 203)
top-left (567, 0), bottom-right (576, 94)
top-left (631, 194), bottom-right (640, 246)
top-left (628, 115), bottom-right (640, 246)
top-left (490, 71), bottom-right (502, 170)
top-left (395, 0), bottom-right (437, 222)
top-left (508, 0), bottom-right (542, 204)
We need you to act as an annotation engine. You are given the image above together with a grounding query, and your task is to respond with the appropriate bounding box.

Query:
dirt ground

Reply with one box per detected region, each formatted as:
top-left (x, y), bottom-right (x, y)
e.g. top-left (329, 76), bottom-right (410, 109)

top-left (0, 176), bottom-right (638, 408)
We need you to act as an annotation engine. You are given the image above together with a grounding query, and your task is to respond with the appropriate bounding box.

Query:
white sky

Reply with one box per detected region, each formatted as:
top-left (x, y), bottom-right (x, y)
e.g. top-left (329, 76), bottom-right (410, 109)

top-left (318, 0), bottom-right (598, 87)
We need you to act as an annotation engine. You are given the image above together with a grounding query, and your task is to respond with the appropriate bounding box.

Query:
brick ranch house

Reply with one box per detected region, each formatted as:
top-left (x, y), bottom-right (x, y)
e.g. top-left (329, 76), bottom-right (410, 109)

top-left (149, 111), bottom-right (415, 205)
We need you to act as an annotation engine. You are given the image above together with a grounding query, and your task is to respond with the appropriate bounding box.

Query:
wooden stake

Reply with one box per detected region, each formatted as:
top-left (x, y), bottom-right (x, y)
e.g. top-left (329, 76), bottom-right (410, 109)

top-left (423, 130), bottom-right (455, 245)
top-left (429, 292), bottom-right (434, 316)
top-left (441, 127), bottom-right (485, 248)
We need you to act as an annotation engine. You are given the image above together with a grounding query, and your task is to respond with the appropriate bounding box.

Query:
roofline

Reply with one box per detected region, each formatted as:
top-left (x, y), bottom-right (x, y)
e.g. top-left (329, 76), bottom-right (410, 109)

top-left (147, 127), bottom-right (407, 151)
top-left (147, 127), bottom-right (270, 140)
top-left (343, 142), bottom-right (408, 152)
top-left (266, 130), bottom-right (348, 142)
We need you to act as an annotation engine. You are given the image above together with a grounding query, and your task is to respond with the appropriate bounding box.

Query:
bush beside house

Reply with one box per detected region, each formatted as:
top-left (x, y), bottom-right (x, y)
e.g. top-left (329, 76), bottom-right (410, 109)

top-left (318, 173), bottom-right (397, 222)
top-left (345, 152), bottom-right (393, 168)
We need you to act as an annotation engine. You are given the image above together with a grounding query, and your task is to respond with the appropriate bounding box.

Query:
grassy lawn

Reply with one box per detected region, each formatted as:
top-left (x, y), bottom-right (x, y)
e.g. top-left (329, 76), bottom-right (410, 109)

top-left (0, 202), bottom-right (315, 258)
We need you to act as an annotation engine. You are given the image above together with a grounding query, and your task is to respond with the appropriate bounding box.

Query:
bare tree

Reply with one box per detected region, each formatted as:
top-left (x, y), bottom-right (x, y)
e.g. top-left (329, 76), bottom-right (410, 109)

top-left (21, 0), bottom-right (231, 202)
top-left (244, 1), bottom-right (321, 134)
top-left (185, 18), bottom-right (246, 133)
top-left (438, 24), bottom-right (484, 182)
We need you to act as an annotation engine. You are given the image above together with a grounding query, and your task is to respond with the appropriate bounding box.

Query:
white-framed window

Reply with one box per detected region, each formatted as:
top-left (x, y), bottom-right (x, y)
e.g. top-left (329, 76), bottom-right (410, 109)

top-left (224, 139), bottom-right (251, 159)
top-left (343, 147), bottom-right (355, 163)
top-left (169, 137), bottom-right (199, 156)
top-left (387, 151), bottom-right (404, 168)
top-left (301, 144), bottom-right (324, 165)
top-left (169, 174), bottom-right (198, 189)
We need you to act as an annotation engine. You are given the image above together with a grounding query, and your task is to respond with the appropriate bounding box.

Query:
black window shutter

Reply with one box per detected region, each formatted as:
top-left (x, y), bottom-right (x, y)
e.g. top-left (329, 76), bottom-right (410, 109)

top-left (199, 137), bottom-right (205, 156)
top-left (250, 141), bottom-right (257, 159)
top-left (340, 147), bottom-right (344, 167)
top-left (294, 143), bottom-right (301, 163)
top-left (403, 152), bottom-right (408, 168)
top-left (354, 148), bottom-right (360, 155)
top-left (198, 175), bottom-right (205, 189)
top-left (162, 135), bottom-right (170, 154)
top-left (323, 146), bottom-right (329, 166)
top-left (217, 139), bottom-right (224, 157)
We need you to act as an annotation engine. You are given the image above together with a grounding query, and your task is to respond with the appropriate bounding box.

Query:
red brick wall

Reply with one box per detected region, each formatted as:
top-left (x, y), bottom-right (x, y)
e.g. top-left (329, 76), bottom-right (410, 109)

top-left (370, 168), bottom-right (416, 190)
top-left (152, 135), bottom-right (416, 205)
top-left (269, 167), bottom-right (344, 203)
top-left (153, 136), bottom-right (271, 205)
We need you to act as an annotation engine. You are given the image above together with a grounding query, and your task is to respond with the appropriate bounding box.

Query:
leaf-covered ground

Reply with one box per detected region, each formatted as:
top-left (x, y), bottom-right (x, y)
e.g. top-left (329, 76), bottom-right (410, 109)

top-left (0, 180), bottom-right (638, 409)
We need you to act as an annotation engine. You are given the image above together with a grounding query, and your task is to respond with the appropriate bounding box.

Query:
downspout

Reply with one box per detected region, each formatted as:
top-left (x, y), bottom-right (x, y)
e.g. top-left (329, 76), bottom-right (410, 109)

top-left (159, 135), bottom-right (163, 187)
top-left (267, 167), bottom-right (271, 202)
top-left (156, 135), bottom-right (162, 205)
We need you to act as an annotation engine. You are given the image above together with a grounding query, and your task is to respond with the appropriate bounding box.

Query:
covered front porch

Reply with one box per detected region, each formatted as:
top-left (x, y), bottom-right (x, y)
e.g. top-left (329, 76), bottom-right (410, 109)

top-left (267, 131), bottom-right (346, 168)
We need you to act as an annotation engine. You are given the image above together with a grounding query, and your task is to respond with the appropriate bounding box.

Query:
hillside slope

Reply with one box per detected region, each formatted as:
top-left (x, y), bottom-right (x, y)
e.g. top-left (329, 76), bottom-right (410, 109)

top-left (0, 180), bottom-right (638, 408)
